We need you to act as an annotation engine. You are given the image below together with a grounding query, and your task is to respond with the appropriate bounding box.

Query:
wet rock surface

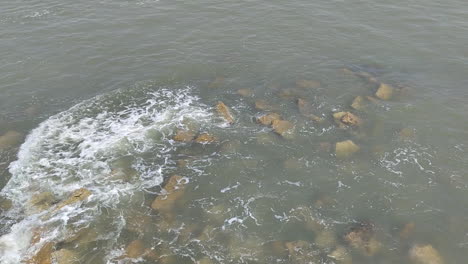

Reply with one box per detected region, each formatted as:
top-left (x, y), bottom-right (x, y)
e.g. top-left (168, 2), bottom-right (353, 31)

top-left (409, 244), bottom-right (444, 264)
top-left (216, 101), bottom-right (235, 124)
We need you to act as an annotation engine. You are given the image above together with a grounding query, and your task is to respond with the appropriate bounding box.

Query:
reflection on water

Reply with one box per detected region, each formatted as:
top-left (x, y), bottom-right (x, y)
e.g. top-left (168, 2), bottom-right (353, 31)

top-left (0, 66), bottom-right (465, 263)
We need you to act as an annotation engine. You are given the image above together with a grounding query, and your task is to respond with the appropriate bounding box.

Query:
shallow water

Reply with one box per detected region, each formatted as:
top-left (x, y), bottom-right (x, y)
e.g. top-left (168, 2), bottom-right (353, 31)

top-left (1, 0), bottom-right (468, 263)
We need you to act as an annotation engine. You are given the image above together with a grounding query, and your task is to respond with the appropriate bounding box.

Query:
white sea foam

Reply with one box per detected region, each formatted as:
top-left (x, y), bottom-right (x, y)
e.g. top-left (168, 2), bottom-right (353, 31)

top-left (0, 85), bottom-right (213, 264)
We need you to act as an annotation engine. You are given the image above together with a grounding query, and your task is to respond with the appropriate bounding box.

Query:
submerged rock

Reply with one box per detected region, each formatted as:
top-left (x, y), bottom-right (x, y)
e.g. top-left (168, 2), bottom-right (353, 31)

top-left (151, 175), bottom-right (187, 213)
top-left (328, 246), bottom-right (352, 264)
top-left (236, 88), bottom-right (253, 97)
top-left (216, 101), bottom-right (235, 124)
top-left (409, 244), bottom-right (444, 264)
top-left (350, 96), bottom-right (366, 111)
top-left (29, 192), bottom-right (56, 213)
top-left (333, 112), bottom-right (363, 128)
top-left (344, 222), bottom-right (381, 256)
top-left (257, 113), bottom-right (281, 126)
top-left (173, 129), bottom-right (195, 142)
top-left (399, 127), bottom-right (415, 141)
top-left (198, 257), bottom-right (214, 264)
top-left (285, 240), bottom-right (318, 263)
top-left (125, 240), bottom-right (145, 258)
top-left (194, 133), bottom-right (217, 144)
top-left (366, 95), bottom-right (381, 104)
top-left (335, 140), bottom-right (360, 158)
top-left (0, 130), bottom-right (23, 149)
top-left (51, 249), bottom-right (79, 264)
top-left (55, 189), bottom-right (91, 212)
top-left (296, 79), bottom-right (321, 89)
top-left (263, 241), bottom-right (288, 258)
top-left (271, 120), bottom-right (294, 138)
top-left (375, 83), bottom-right (394, 100)
top-left (254, 100), bottom-right (276, 111)
top-left (297, 98), bottom-right (323, 122)
top-left (25, 242), bottom-right (54, 264)
top-left (0, 196), bottom-right (12, 211)
top-left (208, 76), bottom-right (225, 89)
top-left (399, 222), bottom-right (415, 239)
top-left (315, 230), bottom-right (337, 249)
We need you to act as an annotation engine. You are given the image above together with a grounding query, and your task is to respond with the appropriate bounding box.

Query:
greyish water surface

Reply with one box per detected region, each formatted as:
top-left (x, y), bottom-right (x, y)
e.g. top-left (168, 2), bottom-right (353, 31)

top-left (0, 0), bottom-right (467, 263)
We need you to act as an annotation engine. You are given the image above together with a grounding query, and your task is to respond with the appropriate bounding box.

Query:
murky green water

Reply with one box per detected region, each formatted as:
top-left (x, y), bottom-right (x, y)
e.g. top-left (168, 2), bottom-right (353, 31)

top-left (1, 0), bottom-right (467, 263)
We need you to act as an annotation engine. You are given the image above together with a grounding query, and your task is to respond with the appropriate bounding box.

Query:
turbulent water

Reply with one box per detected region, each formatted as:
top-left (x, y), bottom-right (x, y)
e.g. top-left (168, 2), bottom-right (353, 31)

top-left (1, 0), bottom-right (468, 263)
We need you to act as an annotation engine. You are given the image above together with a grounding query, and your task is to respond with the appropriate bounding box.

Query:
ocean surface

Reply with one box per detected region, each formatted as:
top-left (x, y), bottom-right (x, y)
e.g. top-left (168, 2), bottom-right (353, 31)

top-left (0, 0), bottom-right (467, 263)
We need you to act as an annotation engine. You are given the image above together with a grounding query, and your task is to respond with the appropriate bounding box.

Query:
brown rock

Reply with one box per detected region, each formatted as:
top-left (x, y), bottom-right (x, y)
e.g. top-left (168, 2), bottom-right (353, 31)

top-left (271, 120), bottom-right (294, 138)
top-left (51, 249), bottom-right (79, 264)
top-left (263, 241), bottom-right (288, 258)
top-left (26, 242), bottom-right (54, 264)
top-left (351, 96), bottom-right (366, 110)
top-left (173, 129), bottom-right (195, 142)
top-left (151, 175), bottom-right (186, 212)
top-left (216, 101), bottom-right (235, 124)
top-left (194, 133), bottom-right (217, 144)
top-left (29, 192), bottom-right (56, 212)
top-left (409, 244), bottom-right (444, 264)
top-left (315, 230), bottom-right (337, 249)
top-left (208, 77), bottom-right (225, 89)
top-left (328, 246), bottom-right (352, 264)
top-left (375, 83), bottom-right (394, 100)
top-left (296, 80), bottom-right (321, 89)
top-left (0, 131), bottom-right (23, 149)
top-left (366, 96), bottom-right (381, 104)
top-left (285, 240), bottom-right (318, 263)
top-left (0, 196), bottom-right (12, 211)
top-left (335, 140), bottom-right (360, 158)
top-left (198, 257), bottom-right (214, 264)
top-left (257, 113), bottom-right (281, 126)
top-left (236, 88), bottom-right (253, 97)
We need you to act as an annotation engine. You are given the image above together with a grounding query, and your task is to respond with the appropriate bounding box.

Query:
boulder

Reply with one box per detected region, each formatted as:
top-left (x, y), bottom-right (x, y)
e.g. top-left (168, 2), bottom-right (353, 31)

top-left (375, 83), bottom-right (394, 100)
top-left (271, 120), bottom-right (294, 138)
top-left (126, 240), bottom-right (145, 258)
top-left (409, 244), bottom-right (444, 264)
top-left (173, 129), bottom-right (195, 142)
top-left (51, 249), bottom-right (79, 264)
top-left (0, 131), bottom-right (23, 149)
top-left (236, 88), bottom-right (253, 97)
top-left (151, 175), bottom-right (187, 212)
top-left (194, 133), bottom-right (217, 144)
top-left (208, 77), bottom-right (225, 89)
top-left (335, 140), bottom-right (360, 158)
top-left (296, 79), bottom-right (321, 89)
top-left (216, 101), bottom-right (235, 124)
top-left (351, 96), bottom-right (366, 110)
top-left (257, 113), bottom-right (281, 126)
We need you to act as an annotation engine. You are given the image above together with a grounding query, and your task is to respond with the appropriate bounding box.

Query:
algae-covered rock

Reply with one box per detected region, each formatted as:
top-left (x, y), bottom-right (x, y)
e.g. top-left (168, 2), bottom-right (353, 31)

top-left (216, 101), bottom-right (235, 124)
top-left (151, 175), bottom-right (187, 212)
top-left (335, 140), bottom-right (360, 158)
top-left (173, 129), bottom-right (195, 142)
top-left (375, 83), bottom-right (394, 100)
top-left (194, 133), bottom-right (217, 144)
top-left (271, 120), bottom-right (294, 138)
top-left (257, 113), bottom-right (281, 126)
top-left (351, 96), bottom-right (366, 110)
top-left (51, 249), bottom-right (79, 264)
top-left (236, 88), bottom-right (253, 97)
top-left (296, 79), bottom-right (321, 89)
top-left (0, 131), bottom-right (23, 149)
top-left (409, 244), bottom-right (444, 264)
